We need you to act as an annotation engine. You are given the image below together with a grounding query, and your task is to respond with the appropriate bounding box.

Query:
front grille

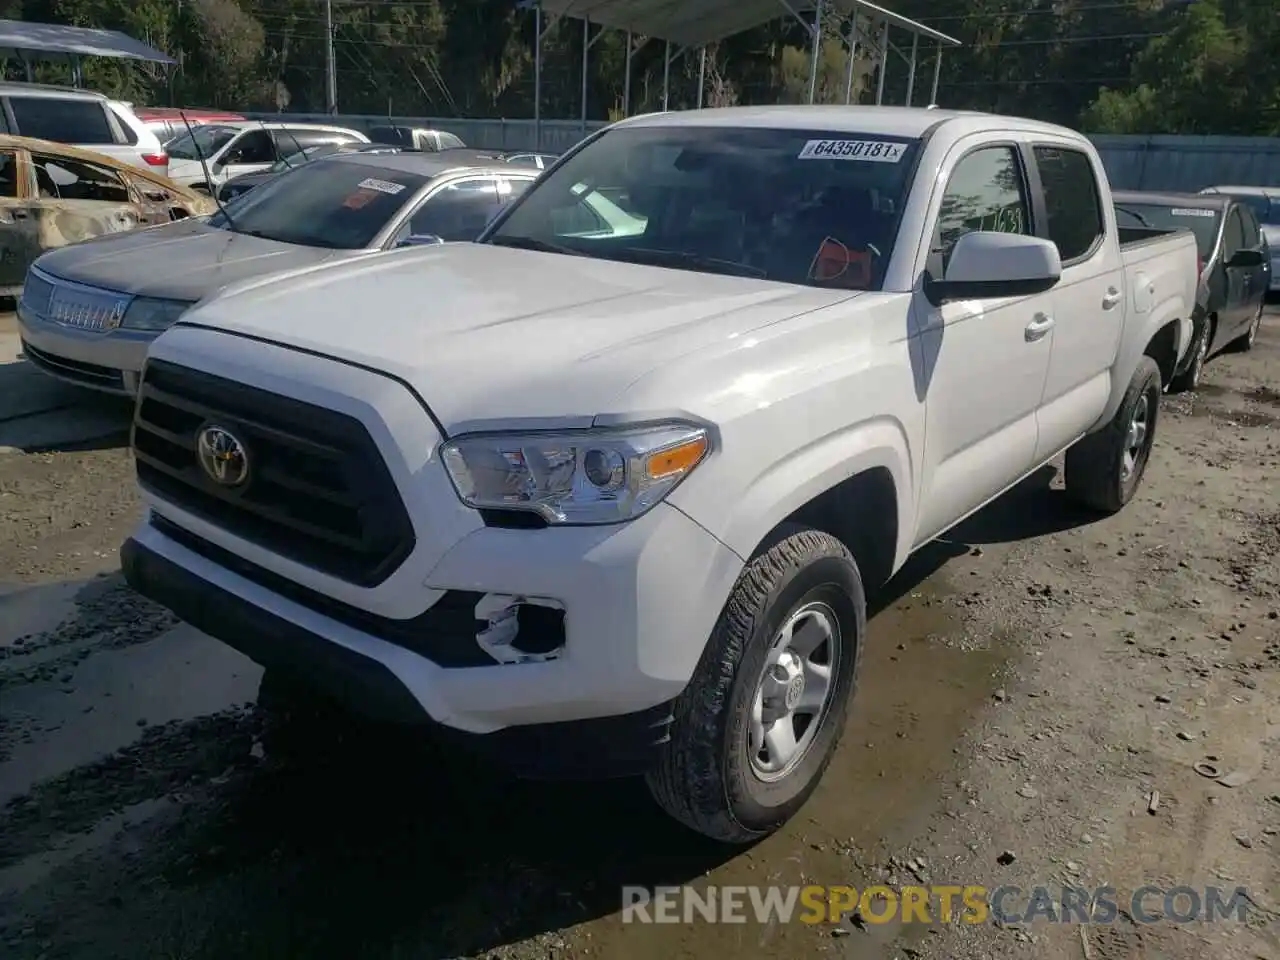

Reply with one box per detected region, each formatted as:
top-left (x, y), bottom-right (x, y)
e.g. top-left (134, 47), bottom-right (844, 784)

top-left (133, 359), bottom-right (415, 587)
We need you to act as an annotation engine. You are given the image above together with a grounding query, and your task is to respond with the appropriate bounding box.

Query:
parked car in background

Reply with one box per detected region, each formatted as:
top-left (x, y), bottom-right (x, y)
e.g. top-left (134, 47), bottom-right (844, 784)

top-left (164, 121), bottom-right (369, 192)
top-left (119, 106), bottom-right (1197, 844)
top-left (216, 142), bottom-right (403, 203)
top-left (1199, 185), bottom-right (1280, 294)
top-left (367, 125), bottom-right (466, 151)
top-left (503, 152), bottom-right (558, 170)
top-left (1115, 190), bottom-right (1268, 388)
top-left (0, 134), bottom-right (214, 298)
top-left (0, 82), bottom-right (169, 176)
top-left (18, 151), bottom-right (537, 395)
top-left (133, 107), bottom-right (246, 145)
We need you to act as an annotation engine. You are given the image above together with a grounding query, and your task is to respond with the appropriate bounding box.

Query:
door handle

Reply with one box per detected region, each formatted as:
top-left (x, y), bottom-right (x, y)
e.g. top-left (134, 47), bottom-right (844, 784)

top-left (11, 209), bottom-right (28, 220)
top-left (1102, 288), bottom-right (1121, 309)
top-left (1025, 313), bottom-right (1055, 342)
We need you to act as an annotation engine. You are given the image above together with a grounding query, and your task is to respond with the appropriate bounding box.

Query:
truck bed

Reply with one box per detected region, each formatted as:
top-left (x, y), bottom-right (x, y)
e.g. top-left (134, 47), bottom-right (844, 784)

top-left (1117, 225), bottom-right (1192, 249)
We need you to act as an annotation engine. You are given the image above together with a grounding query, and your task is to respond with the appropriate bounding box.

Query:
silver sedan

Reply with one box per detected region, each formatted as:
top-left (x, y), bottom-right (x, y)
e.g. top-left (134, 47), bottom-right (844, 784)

top-left (17, 152), bottom-right (538, 395)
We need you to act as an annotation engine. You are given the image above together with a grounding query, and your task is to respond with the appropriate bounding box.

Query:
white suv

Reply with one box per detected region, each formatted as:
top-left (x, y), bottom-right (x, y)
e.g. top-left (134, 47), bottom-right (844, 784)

top-left (0, 82), bottom-right (169, 177)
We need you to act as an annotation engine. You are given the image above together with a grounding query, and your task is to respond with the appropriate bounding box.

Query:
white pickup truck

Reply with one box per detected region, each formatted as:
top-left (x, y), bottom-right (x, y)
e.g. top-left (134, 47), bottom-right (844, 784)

top-left (120, 106), bottom-right (1198, 843)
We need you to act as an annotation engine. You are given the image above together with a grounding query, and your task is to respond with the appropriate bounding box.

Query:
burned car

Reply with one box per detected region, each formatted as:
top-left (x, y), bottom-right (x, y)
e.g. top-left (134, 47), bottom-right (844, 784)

top-left (0, 134), bottom-right (215, 297)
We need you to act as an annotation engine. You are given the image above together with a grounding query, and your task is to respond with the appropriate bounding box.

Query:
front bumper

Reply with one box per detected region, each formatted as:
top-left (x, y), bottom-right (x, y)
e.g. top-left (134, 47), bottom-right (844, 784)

top-left (121, 528), bottom-right (682, 779)
top-left (126, 491), bottom-right (747, 757)
top-left (17, 300), bottom-right (155, 396)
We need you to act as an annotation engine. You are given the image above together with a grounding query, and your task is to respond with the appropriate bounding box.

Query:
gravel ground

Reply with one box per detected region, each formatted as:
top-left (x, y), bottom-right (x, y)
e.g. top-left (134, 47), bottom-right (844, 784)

top-left (0, 309), bottom-right (1277, 960)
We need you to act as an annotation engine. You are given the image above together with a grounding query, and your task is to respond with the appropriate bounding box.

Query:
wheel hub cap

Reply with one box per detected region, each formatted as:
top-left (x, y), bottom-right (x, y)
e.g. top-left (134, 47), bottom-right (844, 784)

top-left (1122, 394), bottom-right (1149, 481)
top-left (748, 602), bottom-right (841, 782)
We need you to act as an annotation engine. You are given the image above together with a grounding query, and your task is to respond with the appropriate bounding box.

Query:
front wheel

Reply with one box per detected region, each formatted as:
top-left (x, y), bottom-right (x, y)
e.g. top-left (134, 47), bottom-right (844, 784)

top-left (645, 526), bottom-right (865, 843)
top-left (1064, 356), bottom-right (1162, 515)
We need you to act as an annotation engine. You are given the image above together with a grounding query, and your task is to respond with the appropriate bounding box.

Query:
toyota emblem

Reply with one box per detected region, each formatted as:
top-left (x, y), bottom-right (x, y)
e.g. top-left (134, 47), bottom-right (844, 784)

top-left (196, 424), bottom-right (250, 487)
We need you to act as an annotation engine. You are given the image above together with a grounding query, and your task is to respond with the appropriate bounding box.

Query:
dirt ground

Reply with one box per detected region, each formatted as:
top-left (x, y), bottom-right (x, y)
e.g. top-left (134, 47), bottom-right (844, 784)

top-left (0, 308), bottom-right (1277, 960)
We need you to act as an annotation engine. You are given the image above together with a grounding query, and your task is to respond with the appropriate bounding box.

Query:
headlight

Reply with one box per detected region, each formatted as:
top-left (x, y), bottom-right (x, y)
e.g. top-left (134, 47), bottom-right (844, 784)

top-left (440, 423), bottom-right (710, 525)
top-left (121, 296), bottom-right (193, 331)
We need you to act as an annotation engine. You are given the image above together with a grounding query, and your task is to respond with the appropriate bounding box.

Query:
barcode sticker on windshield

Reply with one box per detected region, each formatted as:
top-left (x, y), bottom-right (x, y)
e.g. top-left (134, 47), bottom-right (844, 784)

top-left (1170, 208), bottom-right (1216, 217)
top-left (357, 177), bottom-right (406, 195)
top-left (798, 139), bottom-right (906, 163)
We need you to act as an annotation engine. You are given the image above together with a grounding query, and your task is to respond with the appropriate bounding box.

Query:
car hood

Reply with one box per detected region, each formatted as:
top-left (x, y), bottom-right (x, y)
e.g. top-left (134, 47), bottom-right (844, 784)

top-left (179, 242), bottom-right (859, 432)
top-left (34, 219), bottom-right (367, 302)
top-left (166, 158), bottom-right (213, 181)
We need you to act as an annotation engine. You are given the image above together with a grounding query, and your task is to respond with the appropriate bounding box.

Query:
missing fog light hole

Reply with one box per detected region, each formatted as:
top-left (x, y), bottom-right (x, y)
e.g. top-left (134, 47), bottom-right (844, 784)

top-left (474, 593), bottom-right (566, 664)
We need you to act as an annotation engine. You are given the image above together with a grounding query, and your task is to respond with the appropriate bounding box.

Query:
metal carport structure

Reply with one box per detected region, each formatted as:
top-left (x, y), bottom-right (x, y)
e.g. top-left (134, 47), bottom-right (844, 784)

top-left (0, 19), bottom-right (174, 87)
top-left (523, 0), bottom-right (960, 147)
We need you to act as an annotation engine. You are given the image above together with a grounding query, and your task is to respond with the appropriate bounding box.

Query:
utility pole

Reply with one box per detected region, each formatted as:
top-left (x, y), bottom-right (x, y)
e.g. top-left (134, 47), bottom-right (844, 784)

top-left (325, 0), bottom-right (337, 114)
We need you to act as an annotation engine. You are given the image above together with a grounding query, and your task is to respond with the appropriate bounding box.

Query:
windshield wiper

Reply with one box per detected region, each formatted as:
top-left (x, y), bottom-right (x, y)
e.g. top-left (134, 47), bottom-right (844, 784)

top-left (487, 235), bottom-right (579, 256)
top-left (1115, 205), bottom-right (1155, 229)
top-left (617, 247), bottom-right (767, 280)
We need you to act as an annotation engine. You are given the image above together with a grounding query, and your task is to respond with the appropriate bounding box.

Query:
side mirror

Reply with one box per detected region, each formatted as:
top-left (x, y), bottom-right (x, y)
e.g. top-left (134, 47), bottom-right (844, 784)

top-left (1227, 248), bottom-right (1264, 268)
top-left (925, 232), bottom-right (1062, 306)
top-left (398, 233), bottom-right (444, 248)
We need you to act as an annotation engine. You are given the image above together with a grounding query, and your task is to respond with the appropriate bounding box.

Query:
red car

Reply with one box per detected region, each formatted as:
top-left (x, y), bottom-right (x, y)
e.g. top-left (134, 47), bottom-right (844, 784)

top-left (134, 107), bottom-right (246, 145)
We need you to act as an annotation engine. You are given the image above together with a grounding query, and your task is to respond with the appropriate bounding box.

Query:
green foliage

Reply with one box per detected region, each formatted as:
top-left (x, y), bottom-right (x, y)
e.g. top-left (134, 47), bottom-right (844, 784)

top-left (3, 0), bottom-right (1278, 135)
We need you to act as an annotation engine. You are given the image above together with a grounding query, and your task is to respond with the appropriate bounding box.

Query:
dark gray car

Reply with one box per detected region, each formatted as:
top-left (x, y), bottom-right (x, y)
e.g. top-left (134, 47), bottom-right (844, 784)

top-left (17, 152), bottom-right (539, 395)
top-left (1114, 190), bottom-right (1268, 390)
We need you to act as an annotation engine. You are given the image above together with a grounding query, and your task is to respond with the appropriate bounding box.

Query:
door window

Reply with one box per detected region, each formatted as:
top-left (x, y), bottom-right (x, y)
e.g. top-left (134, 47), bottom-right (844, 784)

top-left (931, 146), bottom-right (1031, 274)
top-left (410, 179), bottom-right (504, 241)
top-left (1034, 146), bottom-right (1104, 262)
top-left (31, 153), bottom-right (131, 203)
top-left (1237, 206), bottom-right (1261, 249)
top-left (223, 130), bottom-right (275, 165)
top-left (0, 151), bottom-right (17, 198)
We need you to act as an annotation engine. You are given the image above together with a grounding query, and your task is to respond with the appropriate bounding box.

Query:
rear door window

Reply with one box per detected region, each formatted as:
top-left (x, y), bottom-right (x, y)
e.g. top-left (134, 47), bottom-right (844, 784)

top-left (1033, 146), bottom-right (1105, 263)
top-left (10, 97), bottom-right (116, 144)
top-left (32, 153), bottom-right (131, 203)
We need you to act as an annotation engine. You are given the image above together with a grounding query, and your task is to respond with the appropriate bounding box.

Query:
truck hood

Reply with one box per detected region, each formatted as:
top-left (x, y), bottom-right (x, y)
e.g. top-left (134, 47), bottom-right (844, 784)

top-left (34, 219), bottom-right (364, 302)
top-left (181, 242), bottom-right (858, 432)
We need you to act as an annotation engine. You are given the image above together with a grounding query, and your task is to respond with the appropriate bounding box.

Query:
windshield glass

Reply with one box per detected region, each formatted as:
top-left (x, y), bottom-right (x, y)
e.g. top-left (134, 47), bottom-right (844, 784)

top-left (1114, 203), bottom-right (1221, 256)
top-left (167, 124), bottom-right (240, 161)
top-left (486, 126), bottom-right (921, 289)
top-left (210, 160), bottom-right (428, 249)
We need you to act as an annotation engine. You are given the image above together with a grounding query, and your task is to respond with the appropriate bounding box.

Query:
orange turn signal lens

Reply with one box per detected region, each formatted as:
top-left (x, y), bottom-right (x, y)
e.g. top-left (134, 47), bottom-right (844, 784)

top-left (644, 434), bottom-right (709, 480)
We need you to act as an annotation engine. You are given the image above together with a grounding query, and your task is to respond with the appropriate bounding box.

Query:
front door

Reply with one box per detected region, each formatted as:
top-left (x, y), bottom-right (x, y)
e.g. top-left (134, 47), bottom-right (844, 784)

top-left (215, 129), bottom-right (276, 184)
top-left (911, 140), bottom-right (1055, 545)
top-left (27, 151), bottom-right (141, 248)
top-left (1220, 206), bottom-right (1252, 337)
top-left (1030, 142), bottom-right (1126, 462)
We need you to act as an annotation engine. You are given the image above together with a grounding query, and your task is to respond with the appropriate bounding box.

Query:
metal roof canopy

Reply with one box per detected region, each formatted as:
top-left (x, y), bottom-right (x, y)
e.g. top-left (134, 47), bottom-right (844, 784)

top-left (526, 0), bottom-right (961, 148)
top-left (0, 19), bottom-right (174, 86)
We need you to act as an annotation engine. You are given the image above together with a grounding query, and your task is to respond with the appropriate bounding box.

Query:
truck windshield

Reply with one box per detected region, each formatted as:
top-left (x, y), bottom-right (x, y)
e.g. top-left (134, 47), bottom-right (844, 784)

top-left (208, 160), bottom-right (428, 249)
top-left (1114, 203), bottom-right (1221, 257)
top-left (486, 125), bottom-right (921, 290)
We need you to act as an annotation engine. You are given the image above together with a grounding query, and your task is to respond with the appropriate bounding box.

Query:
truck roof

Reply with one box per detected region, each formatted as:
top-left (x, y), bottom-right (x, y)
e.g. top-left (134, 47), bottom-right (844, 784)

top-left (612, 105), bottom-right (1085, 142)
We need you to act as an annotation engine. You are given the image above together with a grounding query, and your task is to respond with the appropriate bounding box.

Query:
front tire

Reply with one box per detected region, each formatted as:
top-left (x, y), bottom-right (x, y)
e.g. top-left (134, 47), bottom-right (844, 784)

top-left (646, 526), bottom-right (865, 843)
top-left (1064, 356), bottom-right (1162, 514)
